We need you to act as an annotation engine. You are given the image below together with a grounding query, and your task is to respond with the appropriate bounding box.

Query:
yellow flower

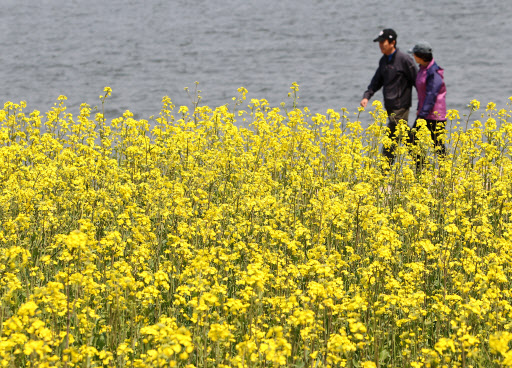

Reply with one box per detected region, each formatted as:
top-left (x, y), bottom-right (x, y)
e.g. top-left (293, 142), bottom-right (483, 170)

top-left (446, 109), bottom-right (460, 120)
top-left (371, 100), bottom-right (383, 110)
top-left (435, 338), bottom-right (456, 355)
top-left (17, 301), bottom-right (38, 317)
top-left (208, 323), bottom-right (234, 342)
top-left (361, 361), bottom-right (377, 368)
top-left (489, 332), bottom-right (512, 355)
top-left (469, 99), bottom-right (480, 111)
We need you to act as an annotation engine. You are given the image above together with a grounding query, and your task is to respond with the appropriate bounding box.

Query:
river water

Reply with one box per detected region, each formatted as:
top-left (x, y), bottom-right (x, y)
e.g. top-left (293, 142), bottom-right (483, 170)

top-left (1, 0), bottom-right (511, 125)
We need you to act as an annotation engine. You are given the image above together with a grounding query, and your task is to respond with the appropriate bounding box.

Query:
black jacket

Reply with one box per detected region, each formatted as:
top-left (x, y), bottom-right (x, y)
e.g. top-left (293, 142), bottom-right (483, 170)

top-left (363, 48), bottom-right (417, 111)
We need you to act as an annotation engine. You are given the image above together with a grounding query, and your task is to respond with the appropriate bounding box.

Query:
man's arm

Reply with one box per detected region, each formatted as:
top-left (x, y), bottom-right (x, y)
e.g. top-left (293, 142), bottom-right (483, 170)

top-left (404, 55), bottom-right (418, 88)
top-left (361, 63), bottom-right (384, 107)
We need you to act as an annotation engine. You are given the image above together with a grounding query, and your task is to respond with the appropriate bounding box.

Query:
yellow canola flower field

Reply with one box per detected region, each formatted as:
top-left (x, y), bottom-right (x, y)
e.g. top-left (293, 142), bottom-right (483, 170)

top-left (1, 85), bottom-right (512, 367)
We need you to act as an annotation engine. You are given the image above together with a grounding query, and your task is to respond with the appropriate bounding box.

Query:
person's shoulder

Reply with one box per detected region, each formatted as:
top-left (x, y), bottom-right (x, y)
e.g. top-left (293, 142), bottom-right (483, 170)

top-left (395, 48), bottom-right (407, 57)
top-left (396, 49), bottom-right (414, 62)
top-left (428, 61), bottom-right (442, 74)
top-left (378, 54), bottom-right (387, 63)
top-left (432, 62), bottom-right (445, 79)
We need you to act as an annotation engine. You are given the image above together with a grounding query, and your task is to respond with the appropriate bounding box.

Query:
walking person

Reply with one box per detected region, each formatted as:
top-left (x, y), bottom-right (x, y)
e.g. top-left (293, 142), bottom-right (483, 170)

top-left (409, 41), bottom-right (447, 169)
top-left (361, 28), bottom-right (417, 167)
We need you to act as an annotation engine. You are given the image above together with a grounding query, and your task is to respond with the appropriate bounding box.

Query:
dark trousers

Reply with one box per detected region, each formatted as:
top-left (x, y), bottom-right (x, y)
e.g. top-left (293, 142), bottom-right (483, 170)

top-left (409, 118), bottom-right (447, 170)
top-left (383, 108), bottom-right (410, 165)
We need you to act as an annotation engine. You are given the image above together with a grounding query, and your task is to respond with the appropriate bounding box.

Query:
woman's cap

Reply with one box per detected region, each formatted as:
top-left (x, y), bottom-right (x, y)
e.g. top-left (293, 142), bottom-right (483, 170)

top-left (409, 41), bottom-right (433, 54)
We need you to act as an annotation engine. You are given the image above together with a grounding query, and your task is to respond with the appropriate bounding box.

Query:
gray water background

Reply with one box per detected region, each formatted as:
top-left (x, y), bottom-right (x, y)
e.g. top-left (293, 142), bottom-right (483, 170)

top-left (1, 0), bottom-right (511, 126)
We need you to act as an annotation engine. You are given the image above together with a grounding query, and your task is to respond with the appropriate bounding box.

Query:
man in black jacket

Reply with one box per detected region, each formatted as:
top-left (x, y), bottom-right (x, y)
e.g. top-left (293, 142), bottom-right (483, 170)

top-left (360, 28), bottom-right (417, 166)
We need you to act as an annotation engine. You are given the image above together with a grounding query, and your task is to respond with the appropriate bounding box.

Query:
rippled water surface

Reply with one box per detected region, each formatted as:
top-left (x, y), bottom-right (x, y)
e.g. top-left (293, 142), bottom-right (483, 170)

top-left (1, 0), bottom-right (511, 123)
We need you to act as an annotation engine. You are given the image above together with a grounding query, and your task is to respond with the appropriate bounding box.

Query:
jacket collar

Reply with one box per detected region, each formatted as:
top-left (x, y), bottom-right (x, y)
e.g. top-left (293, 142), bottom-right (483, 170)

top-left (387, 49), bottom-right (397, 63)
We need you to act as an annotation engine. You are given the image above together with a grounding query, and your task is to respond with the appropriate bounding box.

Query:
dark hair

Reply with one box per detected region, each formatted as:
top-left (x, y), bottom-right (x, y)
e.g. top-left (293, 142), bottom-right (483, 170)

top-left (414, 52), bottom-right (433, 62)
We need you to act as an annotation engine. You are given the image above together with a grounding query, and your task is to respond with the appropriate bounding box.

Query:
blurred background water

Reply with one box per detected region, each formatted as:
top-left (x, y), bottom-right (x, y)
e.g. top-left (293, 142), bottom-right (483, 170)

top-left (1, 0), bottom-right (510, 125)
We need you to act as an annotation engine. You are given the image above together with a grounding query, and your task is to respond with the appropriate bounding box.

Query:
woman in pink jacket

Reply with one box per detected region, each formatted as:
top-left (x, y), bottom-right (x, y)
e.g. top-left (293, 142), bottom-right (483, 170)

top-left (409, 41), bottom-right (447, 162)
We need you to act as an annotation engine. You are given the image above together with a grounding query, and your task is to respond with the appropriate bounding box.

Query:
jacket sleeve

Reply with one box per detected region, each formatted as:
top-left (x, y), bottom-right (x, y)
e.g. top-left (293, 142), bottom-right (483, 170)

top-left (405, 57), bottom-right (418, 88)
top-left (362, 64), bottom-right (384, 100)
top-left (418, 69), bottom-right (443, 118)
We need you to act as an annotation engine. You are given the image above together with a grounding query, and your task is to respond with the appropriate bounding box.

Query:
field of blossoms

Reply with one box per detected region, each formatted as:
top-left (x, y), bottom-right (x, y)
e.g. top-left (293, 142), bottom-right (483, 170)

top-left (1, 84), bottom-right (512, 367)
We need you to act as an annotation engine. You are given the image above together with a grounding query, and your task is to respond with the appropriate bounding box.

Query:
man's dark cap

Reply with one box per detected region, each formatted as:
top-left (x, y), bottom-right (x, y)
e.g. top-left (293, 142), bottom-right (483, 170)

top-left (373, 28), bottom-right (397, 42)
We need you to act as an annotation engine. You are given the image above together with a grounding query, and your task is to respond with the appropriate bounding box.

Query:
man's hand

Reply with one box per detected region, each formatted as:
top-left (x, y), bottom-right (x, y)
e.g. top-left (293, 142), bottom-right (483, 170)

top-left (360, 98), bottom-right (369, 108)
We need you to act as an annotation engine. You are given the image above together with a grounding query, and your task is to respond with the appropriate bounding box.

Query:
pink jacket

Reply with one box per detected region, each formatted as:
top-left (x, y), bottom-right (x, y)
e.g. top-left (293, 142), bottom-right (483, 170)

top-left (416, 59), bottom-right (447, 121)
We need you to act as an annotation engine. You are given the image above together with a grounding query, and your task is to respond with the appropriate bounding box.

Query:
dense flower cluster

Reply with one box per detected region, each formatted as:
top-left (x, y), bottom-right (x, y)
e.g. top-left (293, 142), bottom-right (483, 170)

top-left (1, 86), bottom-right (512, 367)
